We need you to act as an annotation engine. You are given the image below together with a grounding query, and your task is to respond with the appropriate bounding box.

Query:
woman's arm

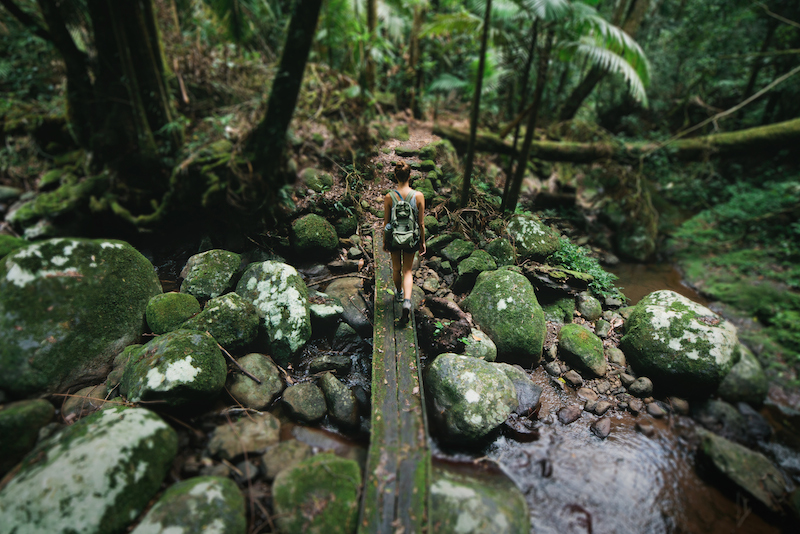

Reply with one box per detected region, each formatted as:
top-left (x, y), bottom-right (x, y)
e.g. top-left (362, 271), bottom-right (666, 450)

top-left (416, 192), bottom-right (426, 255)
top-left (383, 193), bottom-right (393, 251)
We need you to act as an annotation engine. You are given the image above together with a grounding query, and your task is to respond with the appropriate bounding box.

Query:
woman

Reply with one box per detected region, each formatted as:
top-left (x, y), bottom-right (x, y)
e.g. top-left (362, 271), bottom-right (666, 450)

top-left (383, 161), bottom-right (426, 324)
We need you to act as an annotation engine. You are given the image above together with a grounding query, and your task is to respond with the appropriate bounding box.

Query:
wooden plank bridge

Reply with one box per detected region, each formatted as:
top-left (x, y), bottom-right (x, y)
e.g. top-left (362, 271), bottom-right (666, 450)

top-left (358, 232), bottom-right (432, 534)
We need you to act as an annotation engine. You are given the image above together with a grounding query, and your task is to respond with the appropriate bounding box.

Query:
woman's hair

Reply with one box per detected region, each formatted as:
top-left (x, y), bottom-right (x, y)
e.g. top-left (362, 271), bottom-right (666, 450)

top-left (394, 161), bottom-right (411, 183)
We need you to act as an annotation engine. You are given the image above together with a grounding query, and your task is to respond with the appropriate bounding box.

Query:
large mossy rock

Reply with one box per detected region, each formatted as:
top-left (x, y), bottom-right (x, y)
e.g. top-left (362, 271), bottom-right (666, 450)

top-left (181, 292), bottom-right (259, 350)
top-left (427, 354), bottom-right (518, 443)
top-left (282, 382), bottom-right (328, 423)
top-left (291, 214), bottom-right (339, 257)
top-left (146, 292), bottom-right (201, 334)
top-left (225, 353), bottom-right (285, 410)
top-left (236, 261), bottom-right (312, 365)
top-left (0, 406), bottom-right (178, 534)
top-left (461, 269), bottom-right (546, 366)
top-left (0, 238), bottom-right (162, 397)
top-left (620, 290), bottom-right (740, 396)
top-left (0, 235), bottom-right (27, 259)
top-left (484, 237), bottom-right (516, 267)
top-left (180, 249), bottom-right (242, 300)
top-left (324, 276), bottom-right (371, 336)
top-left (301, 168), bottom-right (334, 193)
top-left (430, 466), bottom-right (530, 534)
top-left (319, 372), bottom-right (359, 428)
top-left (272, 452), bottom-right (362, 534)
top-left (558, 323), bottom-right (607, 378)
top-left (441, 238), bottom-right (476, 263)
top-left (506, 214), bottom-right (561, 261)
top-left (0, 399), bottom-right (54, 476)
top-left (120, 329), bottom-right (227, 406)
top-left (717, 346), bottom-right (768, 406)
top-left (453, 250), bottom-right (497, 293)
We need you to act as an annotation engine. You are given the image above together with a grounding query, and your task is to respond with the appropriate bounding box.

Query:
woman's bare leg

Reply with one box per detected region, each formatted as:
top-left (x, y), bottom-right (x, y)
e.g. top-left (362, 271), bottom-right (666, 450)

top-left (391, 250), bottom-right (402, 293)
top-left (401, 250), bottom-right (416, 300)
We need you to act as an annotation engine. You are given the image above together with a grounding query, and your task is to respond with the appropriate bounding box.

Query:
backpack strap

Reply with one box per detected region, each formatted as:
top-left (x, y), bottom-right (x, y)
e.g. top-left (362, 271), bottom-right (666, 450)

top-left (392, 190), bottom-right (404, 202)
top-left (404, 191), bottom-right (416, 204)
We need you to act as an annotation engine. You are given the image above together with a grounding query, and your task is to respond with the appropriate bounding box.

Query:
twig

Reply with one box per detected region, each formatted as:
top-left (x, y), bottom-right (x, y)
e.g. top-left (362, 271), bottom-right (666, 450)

top-left (215, 338), bottom-right (262, 384)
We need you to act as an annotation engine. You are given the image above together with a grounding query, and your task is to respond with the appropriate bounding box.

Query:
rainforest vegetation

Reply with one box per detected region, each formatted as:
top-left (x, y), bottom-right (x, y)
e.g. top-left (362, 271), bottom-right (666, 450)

top-left (1, 0), bottom-right (799, 386)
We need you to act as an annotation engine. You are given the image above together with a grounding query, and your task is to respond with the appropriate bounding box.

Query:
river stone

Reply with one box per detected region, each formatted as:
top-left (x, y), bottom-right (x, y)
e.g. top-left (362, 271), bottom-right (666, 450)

top-left (497, 363), bottom-right (542, 416)
top-left (226, 354), bottom-right (284, 410)
top-left (120, 330), bottom-right (227, 406)
top-left (301, 168), bottom-right (334, 193)
top-left (558, 323), bottom-right (607, 378)
top-left (62, 384), bottom-right (107, 421)
top-left (319, 372), bottom-right (358, 428)
top-left (236, 261), bottom-right (312, 366)
top-left (484, 237), bottom-right (516, 267)
top-left (698, 428), bottom-right (788, 510)
top-left (692, 399), bottom-right (748, 443)
top-left (324, 276), bottom-right (371, 336)
top-left (461, 269), bottom-right (546, 366)
top-left (282, 382), bottom-right (327, 423)
top-left (595, 319), bottom-right (612, 338)
top-left (558, 406), bottom-right (582, 424)
top-left (591, 417), bottom-right (612, 438)
top-left (430, 465), bottom-right (529, 534)
top-left (262, 439), bottom-right (313, 480)
top-left (272, 452), bottom-right (361, 534)
top-left (181, 293), bottom-right (259, 350)
top-left (208, 412), bottom-right (281, 461)
top-left (563, 370), bottom-right (583, 387)
top-left (620, 290), bottom-right (740, 396)
top-left (0, 406), bottom-right (177, 534)
top-left (0, 399), bottom-right (54, 476)
top-left (291, 214), bottom-right (339, 257)
top-left (453, 250), bottom-right (497, 293)
top-left (331, 322), bottom-right (364, 352)
top-left (180, 249), bottom-right (242, 300)
top-left (441, 238), bottom-right (476, 263)
top-left (0, 234), bottom-right (27, 259)
top-left (628, 377), bottom-right (654, 398)
top-left (0, 238), bottom-right (162, 397)
top-left (506, 213), bottom-right (561, 260)
top-left (309, 354), bottom-right (352, 374)
top-left (146, 292), bottom-right (201, 334)
top-left (606, 346), bottom-right (626, 368)
top-left (717, 345), bottom-right (768, 406)
top-left (463, 327), bottom-right (497, 362)
top-left (308, 290), bottom-right (344, 336)
top-left (130, 476), bottom-right (245, 534)
top-left (576, 293), bottom-right (603, 322)
top-left (427, 354), bottom-right (518, 442)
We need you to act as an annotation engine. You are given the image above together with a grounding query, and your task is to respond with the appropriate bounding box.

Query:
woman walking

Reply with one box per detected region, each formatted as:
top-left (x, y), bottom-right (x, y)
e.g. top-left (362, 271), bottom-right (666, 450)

top-left (383, 161), bottom-right (426, 324)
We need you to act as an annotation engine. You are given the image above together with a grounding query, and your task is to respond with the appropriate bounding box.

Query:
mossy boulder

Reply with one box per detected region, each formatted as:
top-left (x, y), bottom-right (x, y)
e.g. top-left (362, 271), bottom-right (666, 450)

top-left (181, 293), bottom-right (259, 350)
top-left (461, 269), bottom-right (546, 366)
top-left (426, 233), bottom-right (458, 255)
top-left (0, 185), bottom-right (22, 202)
top-left (441, 238), bottom-right (476, 263)
top-left (146, 292), bottom-right (201, 334)
top-left (236, 261), bottom-right (312, 366)
top-left (319, 372), bottom-right (359, 428)
top-left (424, 215), bottom-right (440, 235)
top-left (0, 399), bottom-right (54, 476)
top-left (226, 353), bottom-right (284, 410)
top-left (301, 168), bottom-right (334, 193)
top-left (395, 145), bottom-right (418, 157)
top-left (497, 363), bottom-right (543, 415)
top-left (453, 250), bottom-right (497, 293)
top-left (180, 249), bottom-right (242, 300)
top-left (430, 465), bottom-right (530, 534)
top-left (620, 290), bottom-right (740, 397)
top-left (208, 412), bottom-right (281, 461)
top-left (558, 323), bottom-right (607, 378)
top-left (120, 330), bottom-right (227, 406)
top-left (308, 290), bottom-right (344, 336)
top-left (324, 276), bottom-right (371, 336)
top-left (291, 214), bottom-right (339, 257)
top-left (0, 406), bottom-right (177, 534)
top-left (484, 237), bottom-right (516, 267)
top-left (717, 346), bottom-right (768, 406)
top-left (543, 297), bottom-right (575, 324)
top-left (427, 353), bottom-right (518, 443)
top-left (261, 440), bottom-right (313, 480)
top-left (334, 215), bottom-right (358, 238)
top-left (0, 235), bottom-right (27, 259)
top-left (462, 328), bottom-right (497, 362)
top-left (131, 476), bottom-right (245, 534)
top-left (414, 178), bottom-right (436, 201)
top-left (282, 382), bottom-right (328, 423)
top-left (506, 214), bottom-right (561, 261)
top-left (272, 452), bottom-right (362, 534)
top-left (0, 238), bottom-right (162, 397)
top-left (576, 293), bottom-right (603, 322)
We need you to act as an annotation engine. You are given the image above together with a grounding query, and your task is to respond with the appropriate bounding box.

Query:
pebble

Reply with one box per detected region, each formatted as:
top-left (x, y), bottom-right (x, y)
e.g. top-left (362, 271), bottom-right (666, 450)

top-left (647, 402), bottom-right (667, 418)
top-left (594, 401), bottom-right (613, 416)
top-left (618, 402), bottom-right (629, 411)
top-left (596, 381), bottom-right (611, 394)
top-left (606, 346), bottom-right (626, 368)
top-left (629, 377), bottom-right (654, 398)
top-left (628, 399), bottom-right (644, 415)
top-left (595, 319), bottom-right (612, 338)
top-left (563, 370), bottom-right (583, 388)
top-left (668, 397), bottom-right (690, 415)
top-left (620, 373), bottom-right (636, 387)
top-left (584, 400), bottom-right (598, 413)
top-left (544, 361), bottom-right (561, 377)
top-left (636, 422), bottom-right (656, 437)
top-left (347, 246), bottom-right (362, 259)
top-left (545, 345), bottom-right (558, 362)
top-left (233, 460), bottom-right (260, 484)
top-left (577, 388), bottom-right (598, 402)
top-left (557, 406), bottom-right (582, 425)
top-left (591, 417), bottom-right (612, 439)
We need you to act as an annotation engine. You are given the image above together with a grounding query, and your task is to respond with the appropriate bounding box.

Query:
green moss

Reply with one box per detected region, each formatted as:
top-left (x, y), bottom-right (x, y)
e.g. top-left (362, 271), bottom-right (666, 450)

top-left (441, 238), bottom-right (475, 263)
top-left (146, 292), bottom-right (201, 334)
top-left (291, 214), bottom-right (338, 256)
top-left (484, 238), bottom-right (516, 267)
top-left (7, 174), bottom-right (109, 228)
top-left (0, 399), bottom-right (54, 475)
top-left (0, 235), bottom-right (27, 259)
top-left (181, 293), bottom-right (259, 349)
top-left (543, 297), bottom-right (575, 323)
top-left (558, 324), bottom-right (606, 377)
top-left (180, 249), bottom-right (242, 300)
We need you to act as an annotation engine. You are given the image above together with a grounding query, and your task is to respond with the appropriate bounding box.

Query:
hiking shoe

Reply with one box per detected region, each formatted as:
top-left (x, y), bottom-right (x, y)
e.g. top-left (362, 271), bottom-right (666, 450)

top-left (395, 289), bottom-right (404, 302)
top-left (400, 299), bottom-right (412, 325)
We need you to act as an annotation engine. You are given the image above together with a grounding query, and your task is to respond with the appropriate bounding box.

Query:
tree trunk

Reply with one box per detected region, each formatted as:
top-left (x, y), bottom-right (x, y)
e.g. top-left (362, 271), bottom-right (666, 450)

top-left (406, 4), bottom-right (426, 118)
top-left (248, 0), bottom-right (323, 185)
top-left (365, 0), bottom-right (377, 92)
top-left (502, 30), bottom-right (554, 212)
top-left (461, 0), bottom-right (492, 208)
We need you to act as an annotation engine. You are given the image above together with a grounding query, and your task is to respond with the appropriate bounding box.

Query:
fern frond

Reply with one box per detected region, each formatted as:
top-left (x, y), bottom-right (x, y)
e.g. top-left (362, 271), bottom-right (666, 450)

top-left (521, 0), bottom-right (571, 21)
top-left (422, 12), bottom-right (482, 38)
top-left (566, 39), bottom-right (649, 105)
top-left (428, 73), bottom-right (470, 93)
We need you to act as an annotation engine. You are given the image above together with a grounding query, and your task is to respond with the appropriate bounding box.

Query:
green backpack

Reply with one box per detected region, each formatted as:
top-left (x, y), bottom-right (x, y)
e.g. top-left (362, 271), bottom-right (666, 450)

top-left (388, 190), bottom-right (419, 250)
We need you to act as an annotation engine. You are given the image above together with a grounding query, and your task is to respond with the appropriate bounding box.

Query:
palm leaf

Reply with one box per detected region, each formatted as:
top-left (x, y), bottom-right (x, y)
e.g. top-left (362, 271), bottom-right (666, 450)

top-left (428, 73), bottom-right (469, 93)
top-left (422, 11), bottom-right (482, 37)
top-left (519, 0), bottom-right (571, 21)
top-left (565, 38), bottom-right (648, 105)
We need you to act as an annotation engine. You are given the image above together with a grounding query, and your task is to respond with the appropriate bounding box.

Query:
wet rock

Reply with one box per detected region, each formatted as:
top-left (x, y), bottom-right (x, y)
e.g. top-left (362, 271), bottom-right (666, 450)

top-left (557, 406), bottom-right (582, 424)
top-left (647, 402), bottom-right (667, 418)
top-left (61, 384), bottom-right (106, 422)
top-left (606, 346), bottom-right (626, 368)
top-left (544, 361), bottom-right (561, 377)
top-left (208, 412), bottom-right (280, 461)
top-left (563, 370), bottom-right (584, 388)
top-left (272, 453), bottom-right (361, 534)
top-left (558, 324), bottom-right (607, 378)
top-left (0, 406), bottom-right (177, 534)
top-left (498, 364), bottom-right (543, 416)
top-left (131, 476), bottom-right (245, 534)
top-left (323, 276), bottom-right (371, 336)
top-left (576, 293), bottom-right (603, 322)
top-left (506, 214), bottom-right (561, 261)
top-left (309, 354), bottom-right (352, 374)
top-left (331, 322), bottom-right (365, 352)
top-left (226, 354), bottom-right (284, 410)
top-left (628, 377), bottom-right (654, 398)
top-left (319, 372), bottom-right (359, 428)
top-left (484, 237), bottom-right (516, 267)
top-left (430, 465), bottom-right (530, 534)
top-left (422, 277), bottom-right (440, 293)
top-left (636, 422), bottom-right (655, 437)
top-left (261, 440), bottom-right (313, 480)
top-left (620, 290), bottom-right (740, 396)
top-left (692, 399), bottom-right (748, 443)
top-left (121, 330), bottom-right (227, 406)
top-left (290, 214), bottom-right (339, 257)
top-left (698, 428), bottom-right (788, 511)
top-left (591, 417), bottom-right (612, 439)
top-left (146, 292), bottom-right (201, 334)
top-left (461, 270), bottom-right (546, 366)
top-left (577, 388), bottom-right (598, 402)
top-left (502, 413), bottom-right (540, 442)
top-left (717, 345), bottom-right (768, 406)
top-left (182, 293), bottom-right (259, 350)
top-left (0, 399), bottom-right (54, 476)
top-left (668, 397), bottom-right (690, 415)
top-left (595, 319), bottom-right (612, 338)
top-left (737, 402), bottom-right (773, 443)
top-left (441, 238), bottom-right (476, 263)
top-left (594, 401), bottom-right (613, 416)
top-left (233, 460), bottom-right (260, 485)
top-left (427, 354), bottom-right (518, 442)
top-left (282, 382), bottom-right (327, 423)
top-left (584, 400), bottom-right (598, 413)
top-left (236, 261), bottom-right (312, 365)
top-left (596, 381), bottom-right (611, 394)
top-left (628, 398), bottom-right (645, 415)
top-left (453, 250), bottom-right (497, 293)
top-left (462, 328), bottom-right (498, 362)
top-left (620, 373), bottom-right (636, 387)
top-left (180, 249), bottom-right (242, 300)
top-left (308, 290), bottom-right (344, 336)
top-left (0, 238), bottom-right (162, 397)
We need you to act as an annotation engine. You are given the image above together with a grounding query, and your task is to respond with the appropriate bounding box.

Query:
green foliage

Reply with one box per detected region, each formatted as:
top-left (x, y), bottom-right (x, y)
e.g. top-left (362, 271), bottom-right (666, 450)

top-left (549, 237), bottom-right (623, 300)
